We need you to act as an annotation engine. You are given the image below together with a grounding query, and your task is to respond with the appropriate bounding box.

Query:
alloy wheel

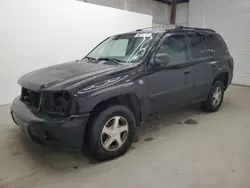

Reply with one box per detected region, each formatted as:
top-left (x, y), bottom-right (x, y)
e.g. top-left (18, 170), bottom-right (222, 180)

top-left (212, 86), bottom-right (222, 107)
top-left (101, 116), bottom-right (129, 152)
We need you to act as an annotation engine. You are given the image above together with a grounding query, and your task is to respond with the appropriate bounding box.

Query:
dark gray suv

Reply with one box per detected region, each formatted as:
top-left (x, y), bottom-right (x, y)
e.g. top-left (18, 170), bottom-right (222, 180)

top-left (11, 26), bottom-right (233, 160)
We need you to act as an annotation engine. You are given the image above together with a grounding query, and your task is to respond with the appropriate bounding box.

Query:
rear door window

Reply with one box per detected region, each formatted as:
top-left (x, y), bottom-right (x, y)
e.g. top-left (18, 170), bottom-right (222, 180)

top-left (187, 34), bottom-right (205, 59)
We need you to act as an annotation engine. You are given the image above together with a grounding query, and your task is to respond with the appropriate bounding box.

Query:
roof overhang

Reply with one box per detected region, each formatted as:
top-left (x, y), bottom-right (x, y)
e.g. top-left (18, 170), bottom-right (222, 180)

top-left (154, 0), bottom-right (189, 5)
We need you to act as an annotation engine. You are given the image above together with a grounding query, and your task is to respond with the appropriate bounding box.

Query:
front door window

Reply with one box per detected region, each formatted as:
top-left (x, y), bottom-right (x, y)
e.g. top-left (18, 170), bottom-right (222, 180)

top-left (155, 35), bottom-right (188, 66)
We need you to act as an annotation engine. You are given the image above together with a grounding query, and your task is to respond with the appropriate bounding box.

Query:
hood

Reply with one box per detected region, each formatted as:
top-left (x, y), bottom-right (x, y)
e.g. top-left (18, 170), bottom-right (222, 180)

top-left (18, 60), bottom-right (118, 92)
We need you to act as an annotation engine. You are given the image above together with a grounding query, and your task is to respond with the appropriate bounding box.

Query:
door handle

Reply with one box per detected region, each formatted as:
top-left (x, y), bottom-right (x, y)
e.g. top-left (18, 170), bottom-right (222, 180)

top-left (210, 61), bottom-right (218, 68)
top-left (184, 70), bottom-right (191, 75)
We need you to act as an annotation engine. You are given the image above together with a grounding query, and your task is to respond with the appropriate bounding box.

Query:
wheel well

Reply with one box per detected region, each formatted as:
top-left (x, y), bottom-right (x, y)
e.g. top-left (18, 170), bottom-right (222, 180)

top-left (88, 94), bottom-right (141, 127)
top-left (213, 72), bottom-right (229, 90)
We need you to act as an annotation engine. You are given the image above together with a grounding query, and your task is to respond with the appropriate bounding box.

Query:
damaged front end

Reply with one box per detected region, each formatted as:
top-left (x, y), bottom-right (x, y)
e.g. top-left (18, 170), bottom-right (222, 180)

top-left (11, 87), bottom-right (88, 151)
top-left (20, 87), bottom-right (78, 116)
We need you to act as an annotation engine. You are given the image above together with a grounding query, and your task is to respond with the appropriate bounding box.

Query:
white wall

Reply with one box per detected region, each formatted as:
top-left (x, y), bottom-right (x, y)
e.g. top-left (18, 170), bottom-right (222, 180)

top-left (153, 1), bottom-right (170, 25)
top-left (188, 0), bottom-right (206, 28)
top-left (176, 3), bottom-right (189, 26)
top-left (0, 0), bottom-right (152, 105)
top-left (153, 2), bottom-right (188, 26)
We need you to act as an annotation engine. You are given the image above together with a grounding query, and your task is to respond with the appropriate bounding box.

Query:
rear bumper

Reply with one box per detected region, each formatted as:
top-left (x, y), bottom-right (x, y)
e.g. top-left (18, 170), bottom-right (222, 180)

top-left (11, 96), bottom-right (89, 151)
top-left (229, 72), bottom-right (233, 85)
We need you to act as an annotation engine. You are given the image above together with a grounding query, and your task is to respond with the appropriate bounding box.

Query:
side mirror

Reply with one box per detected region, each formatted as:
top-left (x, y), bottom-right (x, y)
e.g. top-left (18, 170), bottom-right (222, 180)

top-left (151, 53), bottom-right (169, 68)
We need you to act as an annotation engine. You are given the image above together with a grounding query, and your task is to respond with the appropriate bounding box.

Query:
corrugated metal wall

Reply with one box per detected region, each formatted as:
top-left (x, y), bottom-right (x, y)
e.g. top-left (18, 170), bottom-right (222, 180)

top-left (188, 0), bottom-right (250, 86)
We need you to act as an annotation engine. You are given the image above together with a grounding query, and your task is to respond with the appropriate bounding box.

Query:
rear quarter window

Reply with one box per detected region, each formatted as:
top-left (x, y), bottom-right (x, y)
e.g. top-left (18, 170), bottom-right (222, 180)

top-left (203, 34), bottom-right (228, 51)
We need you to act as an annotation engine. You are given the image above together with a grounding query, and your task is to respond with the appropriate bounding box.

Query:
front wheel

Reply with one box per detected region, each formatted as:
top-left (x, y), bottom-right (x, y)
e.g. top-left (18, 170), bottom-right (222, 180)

top-left (85, 105), bottom-right (136, 161)
top-left (202, 81), bottom-right (224, 112)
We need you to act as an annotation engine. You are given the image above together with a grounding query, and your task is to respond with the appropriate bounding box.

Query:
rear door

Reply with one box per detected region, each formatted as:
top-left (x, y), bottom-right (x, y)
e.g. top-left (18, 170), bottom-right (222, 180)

top-left (203, 34), bottom-right (233, 79)
top-left (146, 33), bottom-right (194, 113)
top-left (187, 32), bottom-right (213, 100)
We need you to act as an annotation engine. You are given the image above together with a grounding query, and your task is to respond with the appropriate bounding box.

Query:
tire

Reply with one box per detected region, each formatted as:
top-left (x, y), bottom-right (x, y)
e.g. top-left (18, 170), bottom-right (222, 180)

top-left (85, 105), bottom-right (136, 161)
top-left (202, 81), bottom-right (225, 112)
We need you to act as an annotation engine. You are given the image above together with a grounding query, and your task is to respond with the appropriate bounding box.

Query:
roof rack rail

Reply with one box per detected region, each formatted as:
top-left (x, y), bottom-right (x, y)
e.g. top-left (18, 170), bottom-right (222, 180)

top-left (135, 25), bottom-right (215, 33)
top-left (175, 26), bottom-right (215, 32)
top-left (136, 24), bottom-right (178, 31)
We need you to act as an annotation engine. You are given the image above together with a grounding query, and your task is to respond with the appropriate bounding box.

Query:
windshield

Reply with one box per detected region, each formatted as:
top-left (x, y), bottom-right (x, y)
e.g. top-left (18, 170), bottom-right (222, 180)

top-left (87, 33), bottom-right (156, 63)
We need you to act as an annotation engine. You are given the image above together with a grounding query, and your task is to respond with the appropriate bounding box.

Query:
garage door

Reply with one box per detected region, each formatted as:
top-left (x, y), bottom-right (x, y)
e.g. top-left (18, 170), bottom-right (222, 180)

top-left (188, 0), bottom-right (250, 86)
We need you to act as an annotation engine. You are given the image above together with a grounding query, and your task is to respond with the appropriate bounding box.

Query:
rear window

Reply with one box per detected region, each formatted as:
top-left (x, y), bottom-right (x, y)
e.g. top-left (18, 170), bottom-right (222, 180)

top-left (203, 34), bottom-right (227, 51)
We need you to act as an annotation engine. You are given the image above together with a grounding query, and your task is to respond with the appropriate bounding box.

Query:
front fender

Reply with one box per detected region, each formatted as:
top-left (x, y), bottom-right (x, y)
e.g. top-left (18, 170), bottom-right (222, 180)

top-left (74, 78), bottom-right (147, 114)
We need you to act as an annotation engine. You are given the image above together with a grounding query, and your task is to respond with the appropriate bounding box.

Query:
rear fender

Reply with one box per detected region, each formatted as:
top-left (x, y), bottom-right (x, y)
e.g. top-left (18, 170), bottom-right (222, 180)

top-left (213, 65), bottom-right (230, 85)
top-left (214, 65), bottom-right (230, 78)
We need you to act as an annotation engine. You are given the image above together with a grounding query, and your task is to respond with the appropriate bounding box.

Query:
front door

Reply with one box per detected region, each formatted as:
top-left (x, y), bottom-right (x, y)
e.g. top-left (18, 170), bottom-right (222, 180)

top-left (146, 33), bottom-right (194, 113)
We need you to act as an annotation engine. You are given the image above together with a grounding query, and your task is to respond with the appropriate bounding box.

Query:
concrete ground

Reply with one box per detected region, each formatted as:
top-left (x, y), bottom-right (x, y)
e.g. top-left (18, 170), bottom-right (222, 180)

top-left (1, 85), bottom-right (250, 188)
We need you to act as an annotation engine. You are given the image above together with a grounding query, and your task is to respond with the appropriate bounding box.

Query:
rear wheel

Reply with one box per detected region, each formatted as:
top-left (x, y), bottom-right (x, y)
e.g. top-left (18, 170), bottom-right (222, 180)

top-left (202, 81), bottom-right (224, 112)
top-left (85, 105), bottom-right (136, 161)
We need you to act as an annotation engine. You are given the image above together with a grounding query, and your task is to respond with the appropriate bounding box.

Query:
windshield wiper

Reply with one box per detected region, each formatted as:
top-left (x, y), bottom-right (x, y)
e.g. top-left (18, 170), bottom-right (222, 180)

top-left (76, 56), bottom-right (96, 63)
top-left (97, 57), bottom-right (122, 65)
top-left (82, 56), bottom-right (96, 62)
